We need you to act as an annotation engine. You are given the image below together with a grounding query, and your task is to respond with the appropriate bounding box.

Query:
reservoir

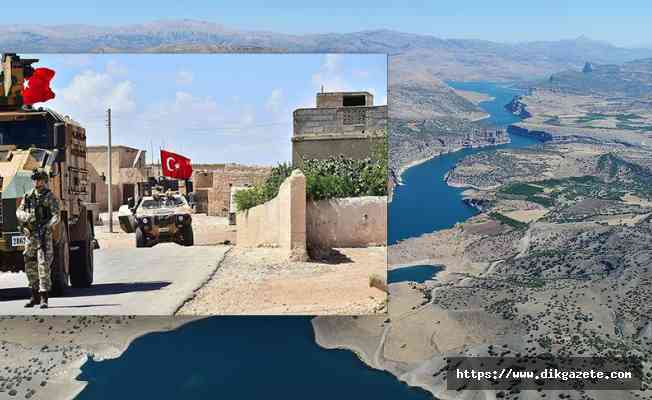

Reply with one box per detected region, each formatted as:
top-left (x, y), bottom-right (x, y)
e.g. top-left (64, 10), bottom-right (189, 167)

top-left (388, 265), bottom-right (443, 284)
top-left (76, 317), bottom-right (432, 400)
top-left (75, 81), bottom-right (541, 399)
top-left (389, 81), bottom-right (540, 244)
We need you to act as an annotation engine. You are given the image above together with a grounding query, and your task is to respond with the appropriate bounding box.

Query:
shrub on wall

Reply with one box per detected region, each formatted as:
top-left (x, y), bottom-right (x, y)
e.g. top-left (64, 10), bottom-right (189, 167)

top-left (234, 133), bottom-right (388, 211)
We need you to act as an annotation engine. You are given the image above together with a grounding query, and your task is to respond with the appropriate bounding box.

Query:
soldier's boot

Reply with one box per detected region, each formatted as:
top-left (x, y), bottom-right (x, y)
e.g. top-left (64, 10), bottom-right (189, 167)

top-left (24, 287), bottom-right (41, 308)
top-left (39, 292), bottom-right (49, 309)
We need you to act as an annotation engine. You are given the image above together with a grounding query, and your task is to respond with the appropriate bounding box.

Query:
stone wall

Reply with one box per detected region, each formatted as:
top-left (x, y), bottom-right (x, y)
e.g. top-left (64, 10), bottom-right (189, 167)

top-left (207, 165), bottom-right (270, 217)
top-left (236, 170), bottom-right (308, 261)
top-left (193, 189), bottom-right (210, 214)
top-left (193, 171), bottom-right (213, 188)
top-left (292, 105), bottom-right (387, 164)
top-left (170, 165), bottom-right (271, 217)
top-left (293, 105), bottom-right (387, 138)
top-left (292, 136), bottom-right (383, 165)
top-left (306, 196), bottom-right (387, 249)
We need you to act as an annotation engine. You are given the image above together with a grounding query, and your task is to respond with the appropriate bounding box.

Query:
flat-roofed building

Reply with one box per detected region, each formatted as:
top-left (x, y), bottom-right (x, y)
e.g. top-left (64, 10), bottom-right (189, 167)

top-left (292, 91), bottom-right (387, 165)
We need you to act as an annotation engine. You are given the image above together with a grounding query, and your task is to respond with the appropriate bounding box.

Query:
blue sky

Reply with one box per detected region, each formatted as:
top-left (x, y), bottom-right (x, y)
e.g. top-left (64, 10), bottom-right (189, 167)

top-left (7, 1), bottom-right (652, 47)
top-left (25, 54), bottom-right (387, 165)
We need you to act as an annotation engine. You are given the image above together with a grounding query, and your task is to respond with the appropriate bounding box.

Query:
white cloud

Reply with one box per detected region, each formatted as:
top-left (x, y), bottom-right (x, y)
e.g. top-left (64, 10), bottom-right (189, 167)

top-left (50, 70), bottom-right (136, 119)
top-left (45, 63), bottom-right (293, 164)
top-left (323, 54), bottom-right (340, 72)
top-left (265, 89), bottom-right (284, 113)
top-left (312, 73), bottom-right (352, 93)
top-left (312, 54), bottom-right (353, 93)
top-left (128, 92), bottom-right (289, 164)
top-left (176, 70), bottom-right (194, 86)
top-left (137, 92), bottom-right (259, 138)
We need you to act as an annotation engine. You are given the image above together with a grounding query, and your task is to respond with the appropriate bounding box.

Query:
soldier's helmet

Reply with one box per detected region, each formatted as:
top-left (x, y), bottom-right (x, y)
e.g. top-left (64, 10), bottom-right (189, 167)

top-left (31, 168), bottom-right (49, 182)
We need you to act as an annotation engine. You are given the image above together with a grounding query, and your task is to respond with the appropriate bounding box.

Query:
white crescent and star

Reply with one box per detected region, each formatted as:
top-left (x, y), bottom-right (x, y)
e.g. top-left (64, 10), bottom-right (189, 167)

top-left (165, 156), bottom-right (181, 171)
top-left (23, 78), bottom-right (30, 90)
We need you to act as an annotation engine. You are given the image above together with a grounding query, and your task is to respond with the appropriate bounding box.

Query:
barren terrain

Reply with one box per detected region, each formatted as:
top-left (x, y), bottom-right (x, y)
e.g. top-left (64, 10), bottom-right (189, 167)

top-left (317, 141), bottom-right (652, 400)
top-left (178, 246), bottom-right (388, 315)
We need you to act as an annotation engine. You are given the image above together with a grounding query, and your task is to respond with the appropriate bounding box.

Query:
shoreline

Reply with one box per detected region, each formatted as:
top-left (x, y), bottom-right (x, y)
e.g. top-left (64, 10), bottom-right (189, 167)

top-left (445, 178), bottom-right (500, 191)
top-left (394, 138), bottom-right (511, 188)
top-left (62, 317), bottom-right (199, 400)
top-left (317, 83), bottom-right (530, 398)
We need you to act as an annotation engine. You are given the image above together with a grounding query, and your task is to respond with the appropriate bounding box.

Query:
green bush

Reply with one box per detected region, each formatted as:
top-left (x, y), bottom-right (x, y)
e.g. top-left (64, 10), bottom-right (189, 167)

top-left (234, 133), bottom-right (388, 211)
top-left (233, 185), bottom-right (265, 211)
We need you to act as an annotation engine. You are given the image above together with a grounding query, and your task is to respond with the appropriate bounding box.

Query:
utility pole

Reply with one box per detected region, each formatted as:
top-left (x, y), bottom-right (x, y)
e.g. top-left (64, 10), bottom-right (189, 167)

top-left (107, 108), bottom-right (113, 233)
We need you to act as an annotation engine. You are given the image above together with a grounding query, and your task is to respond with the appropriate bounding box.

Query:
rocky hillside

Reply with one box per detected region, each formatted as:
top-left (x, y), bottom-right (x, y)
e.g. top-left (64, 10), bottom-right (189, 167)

top-left (596, 153), bottom-right (652, 196)
top-left (538, 58), bottom-right (652, 97)
top-left (2, 20), bottom-right (652, 80)
top-left (390, 80), bottom-right (485, 120)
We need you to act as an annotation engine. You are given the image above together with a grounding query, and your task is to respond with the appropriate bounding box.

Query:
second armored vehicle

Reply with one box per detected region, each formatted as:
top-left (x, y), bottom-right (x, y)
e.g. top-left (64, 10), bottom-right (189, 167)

top-left (119, 188), bottom-right (194, 248)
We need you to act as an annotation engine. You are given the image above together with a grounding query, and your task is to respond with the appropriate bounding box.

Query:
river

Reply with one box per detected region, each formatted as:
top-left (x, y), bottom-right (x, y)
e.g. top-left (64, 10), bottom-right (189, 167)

top-left (74, 82), bottom-right (540, 399)
top-left (389, 81), bottom-right (539, 244)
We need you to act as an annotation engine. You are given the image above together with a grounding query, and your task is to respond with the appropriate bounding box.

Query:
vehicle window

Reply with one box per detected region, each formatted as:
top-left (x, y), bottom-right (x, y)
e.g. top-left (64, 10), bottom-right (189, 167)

top-left (140, 196), bottom-right (187, 209)
top-left (30, 148), bottom-right (48, 165)
top-left (141, 199), bottom-right (158, 209)
top-left (0, 119), bottom-right (50, 149)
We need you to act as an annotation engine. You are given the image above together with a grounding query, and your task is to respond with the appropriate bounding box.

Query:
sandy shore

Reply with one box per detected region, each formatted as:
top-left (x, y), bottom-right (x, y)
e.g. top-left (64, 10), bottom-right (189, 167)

top-left (452, 88), bottom-right (495, 105)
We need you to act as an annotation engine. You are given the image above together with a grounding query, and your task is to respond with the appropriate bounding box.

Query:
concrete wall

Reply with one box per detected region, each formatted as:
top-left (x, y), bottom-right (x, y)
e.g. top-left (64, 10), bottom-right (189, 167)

top-left (306, 196), bottom-right (387, 249)
top-left (316, 92), bottom-right (374, 108)
top-left (292, 136), bottom-right (382, 165)
top-left (292, 105), bottom-right (387, 164)
top-left (293, 105), bottom-right (387, 138)
top-left (236, 170), bottom-right (308, 261)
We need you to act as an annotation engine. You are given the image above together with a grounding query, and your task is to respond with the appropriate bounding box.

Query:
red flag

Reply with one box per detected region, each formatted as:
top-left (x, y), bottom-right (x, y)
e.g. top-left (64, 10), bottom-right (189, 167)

top-left (161, 150), bottom-right (193, 180)
top-left (23, 68), bottom-right (56, 105)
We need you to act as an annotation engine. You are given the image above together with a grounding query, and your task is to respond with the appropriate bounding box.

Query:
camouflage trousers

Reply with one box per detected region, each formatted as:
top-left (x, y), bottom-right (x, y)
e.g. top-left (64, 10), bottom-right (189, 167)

top-left (23, 229), bottom-right (53, 292)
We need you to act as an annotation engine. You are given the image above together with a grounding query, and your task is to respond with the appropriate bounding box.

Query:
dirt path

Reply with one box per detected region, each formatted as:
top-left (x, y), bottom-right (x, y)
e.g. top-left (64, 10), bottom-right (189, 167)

top-left (177, 246), bottom-right (388, 315)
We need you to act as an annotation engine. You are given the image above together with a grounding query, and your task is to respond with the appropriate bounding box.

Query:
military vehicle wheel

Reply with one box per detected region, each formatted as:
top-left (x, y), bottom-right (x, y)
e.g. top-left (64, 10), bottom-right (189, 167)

top-left (50, 226), bottom-right (70, 297)
top-left (70, 221), bottom-right (94, 288)
top-left (182, 225), bottom-right (194, 246)
top-left (136, 227), bottom-right (146, 248)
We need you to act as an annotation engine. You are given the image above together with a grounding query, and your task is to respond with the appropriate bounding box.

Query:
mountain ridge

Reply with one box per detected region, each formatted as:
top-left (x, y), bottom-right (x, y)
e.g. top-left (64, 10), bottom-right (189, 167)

top-left (2, 19), bottom-right (651, 70)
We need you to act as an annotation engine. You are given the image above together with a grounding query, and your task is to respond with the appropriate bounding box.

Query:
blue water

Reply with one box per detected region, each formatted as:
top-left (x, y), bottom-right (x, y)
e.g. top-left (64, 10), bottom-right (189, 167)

top-left (76, 318), bottom-right (431, 400)
top-left (388, 265), bottom-right (443, 284)
top-left (389, 81), bottom-right (540, 244)
top-left (75, 81), bottom-right (541, 400)
top-left (446, 81), bottom-right (524, 127)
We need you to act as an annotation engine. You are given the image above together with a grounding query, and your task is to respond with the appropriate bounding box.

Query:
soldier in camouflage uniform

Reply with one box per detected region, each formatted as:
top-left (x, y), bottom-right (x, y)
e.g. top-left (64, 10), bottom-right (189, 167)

top-left (15, 168), bottom-right (60, 309)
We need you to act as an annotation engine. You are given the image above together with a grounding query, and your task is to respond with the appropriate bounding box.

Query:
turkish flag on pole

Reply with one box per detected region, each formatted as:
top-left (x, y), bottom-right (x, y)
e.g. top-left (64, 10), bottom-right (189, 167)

top-left (23, 68), bottom-right (56, 105)
top-left (161, 150), bottom-right (193, 180)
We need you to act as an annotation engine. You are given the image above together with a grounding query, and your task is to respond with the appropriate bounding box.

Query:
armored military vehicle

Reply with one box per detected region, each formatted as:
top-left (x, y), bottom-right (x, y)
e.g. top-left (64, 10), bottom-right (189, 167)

top-left (118, 186), bottom-right (194, 247)
top-left (0, 53), bottom-right (95, 295)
